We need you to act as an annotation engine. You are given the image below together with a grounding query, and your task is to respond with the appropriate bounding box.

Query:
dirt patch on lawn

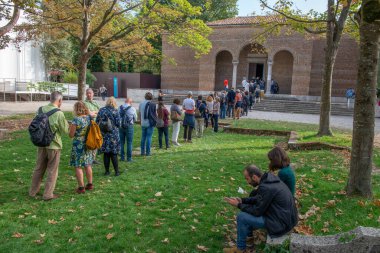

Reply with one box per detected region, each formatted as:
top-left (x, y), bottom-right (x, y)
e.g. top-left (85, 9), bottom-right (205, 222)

top-left (0, 118), bottom-right (32, 132)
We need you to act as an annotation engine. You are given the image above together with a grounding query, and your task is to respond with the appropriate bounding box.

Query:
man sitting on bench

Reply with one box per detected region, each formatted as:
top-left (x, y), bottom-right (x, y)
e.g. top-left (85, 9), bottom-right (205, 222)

top-left (224, 165), bottom-right (298, 253)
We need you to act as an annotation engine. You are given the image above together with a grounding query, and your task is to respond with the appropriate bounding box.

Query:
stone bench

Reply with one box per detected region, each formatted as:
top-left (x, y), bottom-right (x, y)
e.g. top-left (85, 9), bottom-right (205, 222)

top-left (290, 226), bottom-right (380, 253)
top-left (266, 233), bottom-right (290, 246)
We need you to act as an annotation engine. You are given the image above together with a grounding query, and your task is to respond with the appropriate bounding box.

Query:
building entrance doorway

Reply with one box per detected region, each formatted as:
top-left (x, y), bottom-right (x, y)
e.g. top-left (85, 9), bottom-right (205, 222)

top-left (248, 63), bottom-right (264, 80)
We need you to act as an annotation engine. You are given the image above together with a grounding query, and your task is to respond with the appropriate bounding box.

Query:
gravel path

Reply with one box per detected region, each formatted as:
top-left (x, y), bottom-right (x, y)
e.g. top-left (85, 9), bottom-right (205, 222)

top-left (1, 99), bottom-right (380, 133)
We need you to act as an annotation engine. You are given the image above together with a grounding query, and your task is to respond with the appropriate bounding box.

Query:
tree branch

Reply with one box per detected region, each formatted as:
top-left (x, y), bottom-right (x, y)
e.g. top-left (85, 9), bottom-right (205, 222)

top-left (0, 1), bottom-right (20, 37)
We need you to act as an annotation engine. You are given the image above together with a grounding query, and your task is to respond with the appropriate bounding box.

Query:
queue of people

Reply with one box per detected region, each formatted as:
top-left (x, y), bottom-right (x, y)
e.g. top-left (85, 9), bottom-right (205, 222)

top-left (28, 90), bottom-right (297, 253)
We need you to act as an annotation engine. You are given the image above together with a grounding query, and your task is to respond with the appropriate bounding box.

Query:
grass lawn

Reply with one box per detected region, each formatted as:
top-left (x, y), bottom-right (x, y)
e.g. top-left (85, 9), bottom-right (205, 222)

top-left (0, 117), bottom-right (379, 253)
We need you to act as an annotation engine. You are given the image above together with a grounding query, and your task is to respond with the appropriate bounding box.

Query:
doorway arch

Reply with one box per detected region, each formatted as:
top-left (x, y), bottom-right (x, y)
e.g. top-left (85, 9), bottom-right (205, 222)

top-left (214, 50), bottom-right (233, 91)
top-left (272, 50), bottom-right (294, 94)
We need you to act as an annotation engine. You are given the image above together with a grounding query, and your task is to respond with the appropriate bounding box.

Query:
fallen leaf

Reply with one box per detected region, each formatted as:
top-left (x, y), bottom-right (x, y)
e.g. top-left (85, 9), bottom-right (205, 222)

top-left (179, 198), bottom-right (187, 202)
top-left (34, 239), bottom-right (44, 244)
top-left (40, 233), bottom-right (46, 238)
top-left (120, 192), bottom-right (125, 197)
top-left (197, 245), bottom-right (209, 252)
top-left (192, 177), bottom-right (201, 180)
top-left (108, 224), bottom-right (113, 229)
top-left (12, 232), bottom-right (23, 238)
top-left (230, 177), bottom-right (235, 181)
top-left (148, 199), bottom-right (156, 203)
top-left (294, 225), bottom-right (313, 235)
top-left (73, 226), bottom-right (81, 232)
top-left (326, 200), bottom-right (336, 207)
top-left (358, 200), bottom-right (366, 207)
top-left (155, 192), bottom-right (162, 197)
top-left (60, 216), bottom-right (65, 221)
top-left (161, 238), bottom-right (169, 244)
top-left (373, 199), bottom-right (380, 207)
top-left (102, 213), bottom-right (109, 217)
top-left (321, 227), bottom-right (329, 233)
top-left (106, 233), bottom-right (114, 240)
top-left (190, 225), bottom-right (196, 231)
top-left (68, 238), bottom-right (75, 243)
top-left (135, 202), bottom-right (142, 206)
top-left (48, 219), bottom-right (58, 225)
top-left (136, 228), bottom-right (141, 235)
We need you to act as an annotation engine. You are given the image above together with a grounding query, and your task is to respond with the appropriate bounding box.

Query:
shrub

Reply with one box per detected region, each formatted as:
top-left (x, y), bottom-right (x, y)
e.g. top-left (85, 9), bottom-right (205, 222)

top-left (63, 71), bottom-right (78, 84)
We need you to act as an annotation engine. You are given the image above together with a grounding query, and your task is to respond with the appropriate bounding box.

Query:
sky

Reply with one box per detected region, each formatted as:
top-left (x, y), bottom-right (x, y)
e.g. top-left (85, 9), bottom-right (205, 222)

top-left (238, 0), bottom-right (327, 16)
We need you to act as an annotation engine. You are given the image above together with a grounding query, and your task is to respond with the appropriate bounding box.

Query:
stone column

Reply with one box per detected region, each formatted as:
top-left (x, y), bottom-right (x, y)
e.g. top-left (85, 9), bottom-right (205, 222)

top-left (232, 60), bottom-right (239, 89)
top-left (266, 59), bottom-right (273, 94)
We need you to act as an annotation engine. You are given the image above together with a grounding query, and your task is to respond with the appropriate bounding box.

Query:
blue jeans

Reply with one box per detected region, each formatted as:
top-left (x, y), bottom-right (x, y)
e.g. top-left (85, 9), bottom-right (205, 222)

top-left (213, 114), bottom-right (219, 132)
top-left (220, 104), bottom-right (226, 119)
top-left (227, 102), bottom-right (234, 117)
top-left (141, 126), bottom-right (154, 156)
top-left (157, 126), bottom-right (169, 148)
top-left (119, 126), bottom-right (134, 161)
top-left (237, 212), bottom-right (265, 250)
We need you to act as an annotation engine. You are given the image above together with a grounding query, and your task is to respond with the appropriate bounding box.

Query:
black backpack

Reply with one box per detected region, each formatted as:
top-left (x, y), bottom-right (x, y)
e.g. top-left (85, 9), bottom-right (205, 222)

top-left (144, 102), bottom-right (157, 127)
top-left (121, 106), bottom-right (134, 128)
top-left (28, 107), bottom-right (60, 147)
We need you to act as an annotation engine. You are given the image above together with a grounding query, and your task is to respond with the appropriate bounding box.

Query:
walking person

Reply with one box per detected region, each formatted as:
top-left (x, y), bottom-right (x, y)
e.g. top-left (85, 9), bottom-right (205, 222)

top-left (170, 98), bottom-right (183, 146)
top-left (96, 97), bottom-right (121, 176)
top-left (234, 90), bottom-right (243, 120)
top-left (69, 101), bottom-right (94, 194)
top-left (213, 97), bottom-right (220, 132)
top-left (206, 95), bottom-right (214, 128)
top-left (195, 95), bottom-right (206, 137)
top-left (99, 84), bottom-right (107, 101)
top-left (29, 91), bottom-right (69, 201)
top-left (242, 91), bottom-right (249, 116)
top-left (182, 92), bottom-right (195, 143)
top-left (119, 97), bottom-right (137, 162)
top-left (157, 101), bottom-right (170, 149)
top-left (139, 92), bottom-right (157, 156)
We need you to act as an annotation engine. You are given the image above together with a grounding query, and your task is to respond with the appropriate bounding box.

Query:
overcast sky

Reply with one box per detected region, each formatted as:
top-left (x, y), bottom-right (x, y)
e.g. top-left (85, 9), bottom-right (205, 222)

top-left (238, 0), bottom-right (327, 16)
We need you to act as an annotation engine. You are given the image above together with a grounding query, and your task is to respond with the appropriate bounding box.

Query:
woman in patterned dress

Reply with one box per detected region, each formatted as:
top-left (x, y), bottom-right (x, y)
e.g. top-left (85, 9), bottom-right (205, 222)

top-left (96, 97), bottom-right (121, 176)
top-left (69, 101), bottom-right (94, 194)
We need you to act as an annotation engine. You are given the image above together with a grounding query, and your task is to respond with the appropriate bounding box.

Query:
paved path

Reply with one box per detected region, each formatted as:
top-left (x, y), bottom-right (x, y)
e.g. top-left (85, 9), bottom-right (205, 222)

top-left (1, 99), bottom-right (380, 133)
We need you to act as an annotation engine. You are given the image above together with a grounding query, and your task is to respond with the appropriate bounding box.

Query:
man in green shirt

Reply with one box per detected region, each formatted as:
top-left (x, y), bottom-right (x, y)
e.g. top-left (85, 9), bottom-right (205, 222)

top-left (83, 88), bottom-right (101, 164)
top-left (29, 91), bottom-right (69, 201)
top-left (83, 88), bottom-right (100, 118)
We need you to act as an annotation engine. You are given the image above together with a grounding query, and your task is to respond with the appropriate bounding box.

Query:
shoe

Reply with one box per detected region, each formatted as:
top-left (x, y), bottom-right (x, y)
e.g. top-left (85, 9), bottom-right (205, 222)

top-left (223, 247), bottom-right (244, 253)
top-left (43, 194), bottom-right (60, 201)
top-left (127, 159), bottom-right (134, 163)
top-left (120, 158), bottom-right (125, 161)
top-left (85, 183), bottom-right (94, 190)
top-left (104, 171), bottom-right (110, 176)
top-left (92, 160), bottom-right (101, 165)
top-left (187, 140), bottom-right (193, 143)
top-left (115, 171), bottom-right (121, 176)
top-left (183, 139), bottom-right (187, 142)
top-left (175, 142), bottom-right (181, 146)
top-left (76, 187), bottom-right (85, 194)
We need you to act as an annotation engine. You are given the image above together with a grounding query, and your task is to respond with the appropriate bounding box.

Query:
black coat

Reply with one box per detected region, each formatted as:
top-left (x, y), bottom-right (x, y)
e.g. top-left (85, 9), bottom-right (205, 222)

top-left (227, 90), bottom-right (236, 103)
top-left (238, 173), bottom-right (298, 237)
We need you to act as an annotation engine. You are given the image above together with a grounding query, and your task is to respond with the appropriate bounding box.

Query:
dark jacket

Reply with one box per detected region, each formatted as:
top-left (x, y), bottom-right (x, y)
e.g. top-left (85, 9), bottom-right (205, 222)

top-left (238, 172), bottom-right (298, 237)
top-left (227, 90), bottom-right (236, 103)
top-left (144, 101), bottom-right (158, 127)
top-left (195, 100), bottom-right (206, 119)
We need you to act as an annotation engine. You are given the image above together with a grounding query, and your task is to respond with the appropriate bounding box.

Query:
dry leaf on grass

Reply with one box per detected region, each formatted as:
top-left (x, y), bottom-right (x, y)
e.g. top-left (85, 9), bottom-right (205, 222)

top-left (120, 192), bottom-right (125, 197)
top-left (161, 238), bottom-right (169, 244)
top-left (48, 219), bottom-right (57, 225)
top-left (136, 228), bottom-right (141, 235)
top-left (106, 233), bottom-right (114, 240)
top-left (73, 226), bottom-right (81, 232)
top-left (190, 225), bottom-right (196, 231)
top-left (196, 245), bottom-right (209, 251)
top-left (373, 199), bottom-right (380, 207)
top-left (294, 225), bottom-right (313, 235)
top-left (155, 192), bottom-right (162, 197)
top-left (33, 239), bottom-right (44, 244)
top-left (108, 224), bottom-right (113, 229)
top-left (12, 232), bottom-right (23, 238)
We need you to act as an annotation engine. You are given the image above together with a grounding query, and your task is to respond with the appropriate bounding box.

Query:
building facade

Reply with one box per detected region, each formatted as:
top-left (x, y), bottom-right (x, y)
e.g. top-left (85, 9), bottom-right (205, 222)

top-left (161, 16), bottom-right (359, 97)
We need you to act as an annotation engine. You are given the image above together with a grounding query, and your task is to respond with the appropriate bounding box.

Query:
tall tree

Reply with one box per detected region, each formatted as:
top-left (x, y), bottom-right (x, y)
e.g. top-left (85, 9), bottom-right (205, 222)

top-left (187, 0), bottom-right (238, 22)
top-left (23, 0), bottom-right (211, 100)
top-left (347, 0), bottom-right (380, 197)
top-left (259, 0), bottom-right (357, 136)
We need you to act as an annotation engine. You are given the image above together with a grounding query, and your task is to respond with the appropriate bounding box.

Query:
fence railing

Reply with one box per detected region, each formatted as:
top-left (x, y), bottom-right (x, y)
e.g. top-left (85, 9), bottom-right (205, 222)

top-left (0, 79), bottom-right (87, 101)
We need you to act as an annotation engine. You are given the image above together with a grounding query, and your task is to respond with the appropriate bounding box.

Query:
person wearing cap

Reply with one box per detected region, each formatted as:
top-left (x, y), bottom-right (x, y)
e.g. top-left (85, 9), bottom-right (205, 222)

top-left (182, 91), bottom-right (195, 143)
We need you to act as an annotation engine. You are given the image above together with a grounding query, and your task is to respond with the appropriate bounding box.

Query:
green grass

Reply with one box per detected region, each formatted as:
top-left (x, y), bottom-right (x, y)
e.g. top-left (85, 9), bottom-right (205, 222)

top-left (0, 118), bottom-right (379, 253)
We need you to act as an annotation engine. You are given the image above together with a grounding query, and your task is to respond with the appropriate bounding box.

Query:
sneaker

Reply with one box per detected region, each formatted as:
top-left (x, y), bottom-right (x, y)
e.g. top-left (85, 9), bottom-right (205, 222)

top-left (115, 171), bottom-right (121, 176)
top-left (104, 171), bottom-right (110, 176)
top-left (85, 183), bottom-right (94, 190)
top-left (175, 142), bottom-right (181, 146)
top-left (76, 187), bottom-right (85, 194)
top-left (187, 140), bottom-right (193, 143)
top-left (43, 194), bottom-right (60, 201)
top-left (222, 247), bottom-right (245, 253)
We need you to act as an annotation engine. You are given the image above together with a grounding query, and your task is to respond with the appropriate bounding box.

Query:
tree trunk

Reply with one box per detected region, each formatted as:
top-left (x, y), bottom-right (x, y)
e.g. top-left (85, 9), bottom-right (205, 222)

top-left (347, 1), bottom-right (380, 197)
top-left (318, 0), bottom-right (337, 136)
top-left (78, 55), bottom-right (89, 101)
top-left (0, 2), bottom-right (20, 37)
